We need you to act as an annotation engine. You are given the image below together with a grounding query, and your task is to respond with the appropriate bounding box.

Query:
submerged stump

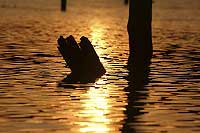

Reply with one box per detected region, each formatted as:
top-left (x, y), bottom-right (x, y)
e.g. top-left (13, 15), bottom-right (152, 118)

top-left (57, 35), bottom-right (106, 83)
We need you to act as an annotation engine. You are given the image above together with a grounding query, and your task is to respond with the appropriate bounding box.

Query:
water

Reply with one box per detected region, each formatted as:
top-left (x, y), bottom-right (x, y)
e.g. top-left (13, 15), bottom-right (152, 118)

top-left (0, 0), bottom-right (199, 132)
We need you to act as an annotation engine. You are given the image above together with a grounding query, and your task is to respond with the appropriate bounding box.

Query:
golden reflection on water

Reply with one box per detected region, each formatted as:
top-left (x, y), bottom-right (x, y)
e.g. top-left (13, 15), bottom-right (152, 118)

top-left (79, 86), bottom-right (110, 133)
top-left (90, 21), bottom-right (106, 56)
top-left (80, 22), bottom-right (110, 132)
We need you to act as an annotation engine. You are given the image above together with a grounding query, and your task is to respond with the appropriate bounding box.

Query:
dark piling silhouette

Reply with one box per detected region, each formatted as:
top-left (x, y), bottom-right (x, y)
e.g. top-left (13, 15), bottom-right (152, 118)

top-left (127, 0), bottom-right (153, 70)
top-left (61, 0), bottom-right (67, 11)
top-left (122, 1), bottom-right (153, 131)
top-left (57, 35), bottom-right (106, 84)
top-left (124, 0), bottom-right (128, 5)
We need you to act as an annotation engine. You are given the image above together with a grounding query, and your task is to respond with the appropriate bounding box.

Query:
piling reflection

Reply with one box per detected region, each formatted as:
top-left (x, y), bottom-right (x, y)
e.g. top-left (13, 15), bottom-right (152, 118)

top-left (122, 52), bottom-right (152, 132)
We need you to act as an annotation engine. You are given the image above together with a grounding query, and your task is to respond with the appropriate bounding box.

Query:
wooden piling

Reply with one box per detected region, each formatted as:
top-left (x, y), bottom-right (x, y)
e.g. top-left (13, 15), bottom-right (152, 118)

top-left (57, 35), bottom-right (106, 83)
top-left (61, 0), bottom-right (67, 11)
top-left (124, 0), bottom-right (128, 5)
top-left (127, 0), bottom-right (153, 67)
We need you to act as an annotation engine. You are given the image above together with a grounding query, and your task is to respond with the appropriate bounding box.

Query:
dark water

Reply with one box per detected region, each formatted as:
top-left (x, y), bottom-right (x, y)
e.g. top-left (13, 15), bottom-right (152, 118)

top-left (0, 0), bottom-right (199, 132)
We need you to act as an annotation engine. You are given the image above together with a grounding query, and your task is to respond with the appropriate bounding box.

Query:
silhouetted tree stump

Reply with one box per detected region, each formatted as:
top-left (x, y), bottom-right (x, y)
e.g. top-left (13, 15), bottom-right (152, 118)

top-left (57, 35), bottom-right (106, 83)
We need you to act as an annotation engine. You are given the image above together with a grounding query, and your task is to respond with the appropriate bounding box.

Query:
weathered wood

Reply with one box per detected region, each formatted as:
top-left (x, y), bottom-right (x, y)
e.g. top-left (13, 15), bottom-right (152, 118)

top-left (79, 36), bottom-right (106, 78)
top-left (127, 0), bottom-right (153, 83)
top-left (57, 35), bottom-right (81, 75)
top-left (61, 0), bottom-right (67, 11)
top-left (124, 0), bottom-right (128, 5)
top-left (57, 35), bottom-right (106, 83)
top-left (127, 0), bottom-right (153, 67)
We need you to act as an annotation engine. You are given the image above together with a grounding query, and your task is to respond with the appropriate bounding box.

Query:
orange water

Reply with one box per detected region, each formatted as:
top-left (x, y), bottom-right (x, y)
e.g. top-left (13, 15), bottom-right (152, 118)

top-left (0, 0), bottom-right (199, 132)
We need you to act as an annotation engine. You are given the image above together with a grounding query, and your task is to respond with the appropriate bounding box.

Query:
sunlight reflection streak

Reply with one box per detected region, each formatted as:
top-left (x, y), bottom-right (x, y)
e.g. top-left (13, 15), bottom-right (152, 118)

top-left (90, 21), bottom-right (106, 57)
top-left (79, 22), bottom-right (111, 133)
top-left (79, 87), bottom-right (110, 133)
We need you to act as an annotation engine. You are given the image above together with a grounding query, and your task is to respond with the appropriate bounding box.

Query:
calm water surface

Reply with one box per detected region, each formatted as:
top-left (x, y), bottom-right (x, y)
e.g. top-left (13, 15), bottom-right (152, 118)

top-left (0, 0), bottom-right (199, 132)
